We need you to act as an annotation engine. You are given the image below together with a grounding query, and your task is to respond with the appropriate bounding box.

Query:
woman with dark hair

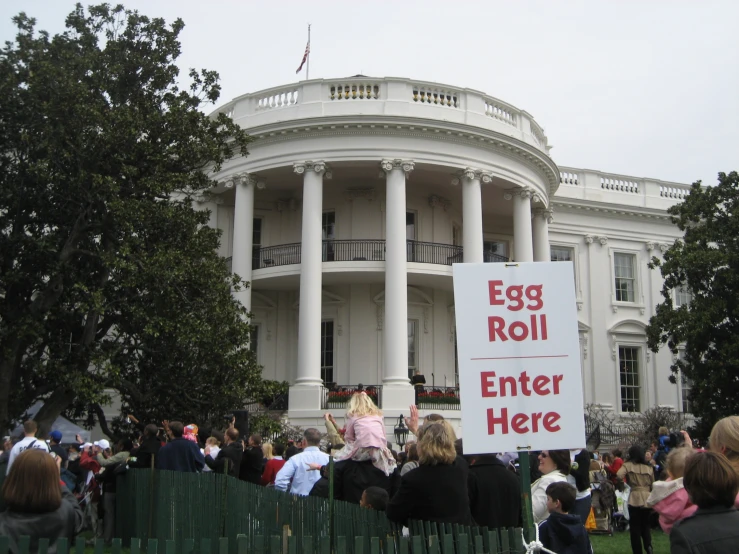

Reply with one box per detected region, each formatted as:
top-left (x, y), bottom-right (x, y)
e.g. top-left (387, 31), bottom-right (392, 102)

top-left (670, 451), bottom-right (739, 553)
top-left (400, 443), bottom-right (419, 476)
top-left (618, 444), bottom-right (655, 554)
top-left (567, 449), bottom-right (593, 524)
top-left (531, 449), bottom-right (571, 523)
top-left (0, 449), bottom-right (83, 552)
top-left (128, 424), bottom-right (162, 469)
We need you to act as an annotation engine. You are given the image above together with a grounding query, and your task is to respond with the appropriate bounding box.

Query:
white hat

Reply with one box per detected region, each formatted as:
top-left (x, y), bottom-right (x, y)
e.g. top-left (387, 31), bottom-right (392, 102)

top-left (82, 442), bottom-right (93, 449)
top-left (94, 439), bottom-right (111, 450)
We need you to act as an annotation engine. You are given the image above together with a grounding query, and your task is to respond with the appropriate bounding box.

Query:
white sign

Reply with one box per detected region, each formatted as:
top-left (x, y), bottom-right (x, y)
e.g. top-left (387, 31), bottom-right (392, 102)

top-left (452, 262), bottom-right (585, 454)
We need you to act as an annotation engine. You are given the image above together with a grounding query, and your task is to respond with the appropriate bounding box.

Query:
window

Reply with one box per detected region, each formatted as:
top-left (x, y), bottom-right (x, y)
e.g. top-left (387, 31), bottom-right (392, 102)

top-left (320, 320), bottom-right (334, 383)
top-left (483, 240), bottom-right (509, 263)
top-left (619, 346), bottom-right (641, 412)
top-left (408, 320), bottom-right (418, 379)
top-left (675, 286), bottom-right (692, 308)
top-left (452, 225), bottom-right (462, 247)
top-left (406, 212), bottom-right (416, 240)
top-left (322, 212), bottom-right (335, 261)
top-left (249, 325), bottom-right (259, 358)
top-left (252, 218), bottom-right (263, 267)
top-left (614, 253), bottom-right (636, 302)
top-left (677, 350), bottom-right (693, 413)
top-left (551, 246), bottom-right (573, 262)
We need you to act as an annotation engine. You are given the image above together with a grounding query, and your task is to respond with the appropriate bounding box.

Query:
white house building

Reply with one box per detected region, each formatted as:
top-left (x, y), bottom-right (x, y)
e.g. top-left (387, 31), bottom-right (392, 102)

top-left (201, 77), bottom-right (692, 438)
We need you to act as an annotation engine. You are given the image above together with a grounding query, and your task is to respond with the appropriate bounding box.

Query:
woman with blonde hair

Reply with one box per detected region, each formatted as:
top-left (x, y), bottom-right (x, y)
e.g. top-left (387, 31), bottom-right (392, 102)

top-left (684, 415), bottom-right (739, 506)
top-left (330, 392), bottom-right (396, 476)
top-left (387, 421), bottom-right (473, 525)
top-left (262, 442), bottom-right (274, 461)
top-left (0, 449), bottom-right (83, 552)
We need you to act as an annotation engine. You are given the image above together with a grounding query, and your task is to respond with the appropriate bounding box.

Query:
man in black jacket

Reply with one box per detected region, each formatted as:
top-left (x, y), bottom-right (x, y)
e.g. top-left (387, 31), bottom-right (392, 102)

top-left (239, 434), bottom-right (264, 484)
top-left (309, 459), bottom-right (398, 503)
top-left (128, 424), bottom-right (161, 470)
top-left (156, 421), bottom-right (204, 473)
top-left (468, 453), bottom-right (522, 529)
top-left (205, 428), bottom-right (243, 478)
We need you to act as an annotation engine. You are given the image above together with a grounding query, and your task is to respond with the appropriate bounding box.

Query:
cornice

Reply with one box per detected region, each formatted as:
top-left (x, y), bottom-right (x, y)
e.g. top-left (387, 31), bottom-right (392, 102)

top-left (551, 198), bottom-right (673, 221)
top-left (240, 115), bottom-right (559, 196)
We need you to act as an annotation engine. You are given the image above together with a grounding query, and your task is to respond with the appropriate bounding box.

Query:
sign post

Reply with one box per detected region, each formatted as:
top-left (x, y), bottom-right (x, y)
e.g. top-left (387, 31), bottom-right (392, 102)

top-left (453, 262), bottom-right (585, 532)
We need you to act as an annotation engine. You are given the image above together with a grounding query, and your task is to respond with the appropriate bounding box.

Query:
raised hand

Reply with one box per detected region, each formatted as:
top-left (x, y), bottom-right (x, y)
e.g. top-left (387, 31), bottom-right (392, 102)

top-left (405, 404), bottom-right (420, 435)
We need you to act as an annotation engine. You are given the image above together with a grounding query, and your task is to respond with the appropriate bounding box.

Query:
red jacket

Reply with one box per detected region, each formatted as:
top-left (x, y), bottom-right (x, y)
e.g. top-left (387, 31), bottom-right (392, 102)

top-left (79, 450), bottom-right (102, 501)
top-left (261, 457), bottom-right (286, 486)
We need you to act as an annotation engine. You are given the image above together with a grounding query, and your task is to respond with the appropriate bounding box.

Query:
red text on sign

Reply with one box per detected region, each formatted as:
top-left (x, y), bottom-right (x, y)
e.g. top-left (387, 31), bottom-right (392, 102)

top-left (488, 314), bottom-right (548, 342)
top-left (480, 371), bottom-right (563, 397)
top-left (486, 408), bottom-right (562, 435)
top-left (488, 281), bottom-right (544, 311)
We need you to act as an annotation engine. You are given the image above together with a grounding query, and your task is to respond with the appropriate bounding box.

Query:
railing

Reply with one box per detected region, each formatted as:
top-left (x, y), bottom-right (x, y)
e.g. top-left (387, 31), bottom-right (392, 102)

top-left (415, 386), bottom-right (461, 410)
top-left (216, 77), bottom-right (550, 153)
top-left (407, 240), bottom-right (462, 264)
top-left (325, 239), bottom-right (385, 261)
top-left (252, 243), bottom-right (301, 269)
top-left (601, 176), bottom-right (639, 194)
top-left (322, 385), bottom-right (383, 409)
top-left (329, 82), bottom-right (380, 100)
top-left (560, 171), bottom-right (579, 186)
top-left (250, 240), bottom-right (509, 269)
top-left (660, 185), bottom-right (690, 200)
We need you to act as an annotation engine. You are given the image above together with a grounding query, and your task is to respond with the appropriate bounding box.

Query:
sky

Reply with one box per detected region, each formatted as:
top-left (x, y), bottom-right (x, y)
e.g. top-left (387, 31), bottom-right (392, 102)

top-left (2, 1), bottom-right (737, 186)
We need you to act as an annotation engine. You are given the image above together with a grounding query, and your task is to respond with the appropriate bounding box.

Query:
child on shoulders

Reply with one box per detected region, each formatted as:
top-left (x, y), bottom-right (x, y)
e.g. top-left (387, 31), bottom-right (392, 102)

top-left (647, 445), bottom-right (697, 533)
top-left (332, 392), bottom-right (397, 476)
top-left (538, 482), bottom-right (593, 554)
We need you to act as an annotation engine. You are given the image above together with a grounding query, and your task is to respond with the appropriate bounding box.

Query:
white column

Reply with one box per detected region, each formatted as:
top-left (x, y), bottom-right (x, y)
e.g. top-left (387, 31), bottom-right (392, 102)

top-left (294, 161), bottom-right (330, 387)
top-left (509, 188), bottom-right (534, 262)
top-left (456, 168), bottom-right (489, 263)
top-left (381, 159), bottom-right (414, 387)
top-left (532, 207), bottom-right (552, 262)
top-left (231, 173), bottom-right (256, 313)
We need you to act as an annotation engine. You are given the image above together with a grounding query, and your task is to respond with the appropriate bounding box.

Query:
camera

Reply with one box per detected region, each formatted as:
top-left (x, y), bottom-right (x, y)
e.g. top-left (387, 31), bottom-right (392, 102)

top-left (666, 431), bottom-right (685, 448)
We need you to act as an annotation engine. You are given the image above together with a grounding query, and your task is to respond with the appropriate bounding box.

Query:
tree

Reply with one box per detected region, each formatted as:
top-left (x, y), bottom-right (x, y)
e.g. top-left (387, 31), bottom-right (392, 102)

top-left (0, 4), bottom-right (260, 435)
top-left (647, 171), bottom-right (739, 433)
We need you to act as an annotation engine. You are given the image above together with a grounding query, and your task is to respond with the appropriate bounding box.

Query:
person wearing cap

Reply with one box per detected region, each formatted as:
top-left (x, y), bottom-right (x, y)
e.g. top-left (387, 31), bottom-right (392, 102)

top-left (6, 421), bottom-right (50, 474)
top-left (49, 430), bottom-right (69, 467)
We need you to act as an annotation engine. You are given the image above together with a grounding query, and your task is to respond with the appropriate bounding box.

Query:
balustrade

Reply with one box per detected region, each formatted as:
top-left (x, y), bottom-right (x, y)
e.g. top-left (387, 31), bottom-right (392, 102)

top-left (660, 185), bottom-right (690, 200)
top-left (256, 89), bottom-right (300, 110)
top-left (560, 171), bottom-right (580, 186)
top-left (600, 177), bottom-right (639, 194)
top-left (483, 97), bottom-right (518, 127)
top-left (329, 83), bottom-right (380, 100)
top-left (412, 87), bottom-right (459, 107)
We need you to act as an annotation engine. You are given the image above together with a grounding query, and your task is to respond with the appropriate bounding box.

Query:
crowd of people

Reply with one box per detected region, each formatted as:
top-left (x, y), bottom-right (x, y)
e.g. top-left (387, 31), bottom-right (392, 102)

top-left (1, 399), bottom-right (739, 554)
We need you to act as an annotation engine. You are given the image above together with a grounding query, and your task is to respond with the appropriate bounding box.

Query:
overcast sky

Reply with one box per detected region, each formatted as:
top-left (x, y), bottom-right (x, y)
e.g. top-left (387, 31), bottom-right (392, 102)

top-left (2, 1), bottom-right (737, 186)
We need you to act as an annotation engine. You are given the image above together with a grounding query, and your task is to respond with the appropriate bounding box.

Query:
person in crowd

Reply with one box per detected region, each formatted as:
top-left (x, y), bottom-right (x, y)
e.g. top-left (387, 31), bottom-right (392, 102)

top-left (202, 436), bottom-right (222, 472)
top-left (331, 392), bottom-right (396, 476)
top-left (274, 429), bottom-right (329, 495)
top-left (156, 421), bottom-right (205, 473)
top-left (96, 439), bottom-right (131, 545)
top-left (646, 445), bottom-right (696, 533)
top-left (128, 424), bottom-right (162, 470)
top-left (0, 436), bottom-right (12, 465)
top-left (411, 369), bottom-right (426, 394)
top-left (468, 452), bottom-right (521, 529)
top-left (386, 421), bottom-right (473, 526)
top-left (284, 444), bottom-right (299, 462)
top-left (617, 444), bottom-right (654, 554)
top-left (205, 427), bottom-right (243, 478)
top-left (6, 420), bottom-right (50, 473)
top-left (262, 442), bottom-right (274, 463)
top-left (65, 444), bottom-right (84, 493)
top-left (79, 442), bottom-right (103, 536)
top-left (537, 481), bottom-right (593, 554)
top-left (360, 486), bottom-right (389, 511)
top-left (240, 434), bottom-right (265, 485)
top-left (0, 449), bottom-right (84, 552)
top-left (400, 444), bottom-right (419, 477)
top-left (183, 424), bottom-right (199, 444)
top-left (567, 449), bottom-right (593, 524)
top-left (603, 448), bottom-right (624, 485)
top-left (323, 413), bottom-right (345, 453)
top-left (531, 449), bottom-right (571, 524)
top-left (670, 451), bottom-right (739, 553)
top-left (707, 416), bottom-right (739, 492)
top-left (262, 443), bottom-right (286, 486)
top-left (48, 430), bottom-right (69, 468)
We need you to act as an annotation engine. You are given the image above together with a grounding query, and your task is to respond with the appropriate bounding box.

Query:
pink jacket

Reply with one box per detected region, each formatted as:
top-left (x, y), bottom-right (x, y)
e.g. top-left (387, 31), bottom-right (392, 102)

top-left (344, 415), bottom-right (387, 449)
top-left (646, 478), bottom-right (697, 534)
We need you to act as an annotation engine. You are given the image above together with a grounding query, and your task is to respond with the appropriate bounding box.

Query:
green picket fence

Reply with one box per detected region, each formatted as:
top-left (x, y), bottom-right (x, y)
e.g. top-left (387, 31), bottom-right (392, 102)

top-left (110, 468), bottom-right (531, 554)
top-left (0, 530), bottom-right (529, 554)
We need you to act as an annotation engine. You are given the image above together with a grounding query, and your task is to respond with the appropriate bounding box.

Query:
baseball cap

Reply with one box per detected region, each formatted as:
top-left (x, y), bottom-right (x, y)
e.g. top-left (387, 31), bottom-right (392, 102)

top-left (50, 430), bottom-right (63, 442)
top-left (94, 439), bottom-right (110, 450)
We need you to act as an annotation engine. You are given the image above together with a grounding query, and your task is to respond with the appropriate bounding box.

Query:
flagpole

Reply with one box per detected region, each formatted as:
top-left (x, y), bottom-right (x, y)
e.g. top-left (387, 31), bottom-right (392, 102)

top-left (306, 24), bottom-right (311, 80)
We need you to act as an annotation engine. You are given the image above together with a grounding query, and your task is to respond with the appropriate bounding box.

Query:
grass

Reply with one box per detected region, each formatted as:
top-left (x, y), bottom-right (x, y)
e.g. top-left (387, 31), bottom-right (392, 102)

top-left (590, 529), bottom-right (670, 554)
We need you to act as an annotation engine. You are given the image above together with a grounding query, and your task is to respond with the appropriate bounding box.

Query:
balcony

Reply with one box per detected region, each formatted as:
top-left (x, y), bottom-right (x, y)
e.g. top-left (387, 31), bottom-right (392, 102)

top-left (250, 240), bottom-right (508, 270)
top-left (322, 385), bottom-right (383, 410)
top-left (415, 387), bottom-right (461, 410)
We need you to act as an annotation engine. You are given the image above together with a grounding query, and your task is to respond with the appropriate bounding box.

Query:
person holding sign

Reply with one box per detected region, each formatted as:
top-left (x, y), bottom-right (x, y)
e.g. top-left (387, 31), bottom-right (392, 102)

top-left (530, 449), bottom-right (571, 524)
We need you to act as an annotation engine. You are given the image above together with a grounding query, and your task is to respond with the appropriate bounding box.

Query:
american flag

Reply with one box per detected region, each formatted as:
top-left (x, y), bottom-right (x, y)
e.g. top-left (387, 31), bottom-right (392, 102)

top-left (296, 42), bottom-right (310, 74)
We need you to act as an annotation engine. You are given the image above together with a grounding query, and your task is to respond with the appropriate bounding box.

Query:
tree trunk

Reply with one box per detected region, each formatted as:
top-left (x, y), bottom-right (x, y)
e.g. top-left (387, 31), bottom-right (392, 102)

top-left (35, 388), bottom-right (77, 439)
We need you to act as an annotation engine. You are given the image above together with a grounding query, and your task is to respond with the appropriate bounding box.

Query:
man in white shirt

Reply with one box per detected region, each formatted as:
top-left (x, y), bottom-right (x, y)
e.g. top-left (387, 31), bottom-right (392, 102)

top-left (274, 428), bottom-right (329, 495)
top-left (6, 420), bottom-right (50, 474)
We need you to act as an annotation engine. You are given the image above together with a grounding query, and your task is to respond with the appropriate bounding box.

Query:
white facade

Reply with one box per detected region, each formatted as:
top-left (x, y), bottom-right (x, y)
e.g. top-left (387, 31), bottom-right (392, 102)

top-left (204, 77), bottom-right (692, 438)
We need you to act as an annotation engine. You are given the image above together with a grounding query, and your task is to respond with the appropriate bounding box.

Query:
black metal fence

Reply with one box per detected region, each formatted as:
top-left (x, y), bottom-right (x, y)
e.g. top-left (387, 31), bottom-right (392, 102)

top-left (414, 386), bottom-right (461, 410)
top-left (324, 240), bottom-right (385, 261)
top-left (322, 385), bottom-right (383, 409)
top-left (252, 243), bottom-right (301, 269)
top-left (407, 240), bottom-right (463, 264)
